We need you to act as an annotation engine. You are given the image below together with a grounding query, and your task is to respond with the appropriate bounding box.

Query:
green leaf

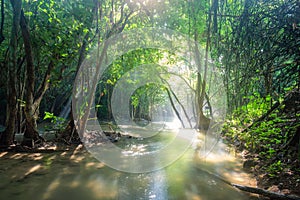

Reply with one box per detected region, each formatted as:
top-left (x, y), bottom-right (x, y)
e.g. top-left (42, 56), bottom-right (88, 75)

top-left (83, 28), bottom-right (89, 34)
top-left (43, 112), bottom-right (55, 120)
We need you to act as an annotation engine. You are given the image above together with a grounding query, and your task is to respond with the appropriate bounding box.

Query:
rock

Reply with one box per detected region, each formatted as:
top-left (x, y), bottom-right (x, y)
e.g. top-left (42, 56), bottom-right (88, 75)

top-left (278, 182), bottom-right (284, 190)
top-left (267, 185), bottom-right (280, 193)
top-left (281, 189), bottom-right (290, 195)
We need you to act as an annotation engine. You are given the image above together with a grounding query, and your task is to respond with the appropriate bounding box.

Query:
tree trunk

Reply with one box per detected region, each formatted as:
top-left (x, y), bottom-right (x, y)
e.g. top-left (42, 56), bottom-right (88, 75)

top-left (194, 53), bottom-right (211, 130)
top-left (194, 1), bottom-right (212, 131)
top-left (165, 88), bottom-right (185, 128)
top-left (19, 9), bottom-right (41, 147)
top-left (0, 0), bottom-right (22, 146)
top-left (59, 108), bottom-right (79, 144)
top-left (107, 84), bottom-right (112, 120)
top-left (165, 81), bottom-right (193, 128)
top-left (59, 31), bottom-right (91, 142)
top-left (20, 10), bottom-right (55, 146)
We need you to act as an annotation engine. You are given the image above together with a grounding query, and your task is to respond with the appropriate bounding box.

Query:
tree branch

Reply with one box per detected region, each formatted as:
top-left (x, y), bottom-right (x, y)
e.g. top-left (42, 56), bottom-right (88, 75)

top-left (34, 61), bottom-right (54, 104)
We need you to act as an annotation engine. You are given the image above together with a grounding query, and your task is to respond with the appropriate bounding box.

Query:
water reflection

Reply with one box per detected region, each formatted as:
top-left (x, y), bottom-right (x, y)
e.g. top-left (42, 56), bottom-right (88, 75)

top-left (118, 171), bottom-right (168, 200)
top-left (116, 148), bottom-right (250, 200)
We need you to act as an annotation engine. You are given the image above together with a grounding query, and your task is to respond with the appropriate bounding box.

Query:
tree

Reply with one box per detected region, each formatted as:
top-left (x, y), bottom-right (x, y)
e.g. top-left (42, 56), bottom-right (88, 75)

top-left (0, 0), bottom-right (99, 146)
top-left (20, 9), bottom-right (46, 146)
top-left (19, 0), bottom-right (97, 146)
top-left (0, 0), bottom-right (22, 146)
top-left (72, 0), bottom-right (143, 137)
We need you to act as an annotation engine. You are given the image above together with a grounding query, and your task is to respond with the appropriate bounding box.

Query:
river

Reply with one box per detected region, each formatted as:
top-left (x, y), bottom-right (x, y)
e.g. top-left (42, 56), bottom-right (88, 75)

top-left (0, 127), bottom-right (256, 200)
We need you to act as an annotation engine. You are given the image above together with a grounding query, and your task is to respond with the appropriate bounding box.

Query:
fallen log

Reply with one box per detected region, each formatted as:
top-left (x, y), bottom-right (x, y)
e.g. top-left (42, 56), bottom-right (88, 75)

top-left (231, 183), bottom-right (300, 200)
top-left (194, 165), bottom-right (300, 200)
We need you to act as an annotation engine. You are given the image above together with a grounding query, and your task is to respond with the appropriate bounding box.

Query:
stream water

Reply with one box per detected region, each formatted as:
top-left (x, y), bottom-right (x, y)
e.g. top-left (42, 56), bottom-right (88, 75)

top-left (0, 127), bottom-right (256, 200)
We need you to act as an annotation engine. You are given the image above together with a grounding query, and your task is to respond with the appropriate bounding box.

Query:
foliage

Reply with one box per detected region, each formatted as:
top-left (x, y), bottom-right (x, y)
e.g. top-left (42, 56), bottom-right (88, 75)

top-left (267, 160), bottom-right (284, 177)
top-left (43, 111), bottom-right (67, 131)
top-left (223, 90), bottom-right (300, 177)
top-left (95, 48), bottom-right (171, 120)
top-left (213, 0), bottom-right (300, 113)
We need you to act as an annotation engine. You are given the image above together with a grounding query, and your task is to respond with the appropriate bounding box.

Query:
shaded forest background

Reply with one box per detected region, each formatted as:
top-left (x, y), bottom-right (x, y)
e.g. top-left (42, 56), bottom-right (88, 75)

top-left (0, 0), bottom-right (299, 194)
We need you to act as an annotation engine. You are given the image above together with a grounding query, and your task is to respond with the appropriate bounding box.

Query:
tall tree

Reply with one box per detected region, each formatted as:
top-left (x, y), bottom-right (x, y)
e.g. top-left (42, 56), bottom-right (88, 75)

top-left (0, 0), bottom-right (22, 146)
top-left (74, 0), bottom-right (137, 136)
top-left (20, 9), bottom-right (44, 146)
top-left (0, 0), bottom-right (99, 146)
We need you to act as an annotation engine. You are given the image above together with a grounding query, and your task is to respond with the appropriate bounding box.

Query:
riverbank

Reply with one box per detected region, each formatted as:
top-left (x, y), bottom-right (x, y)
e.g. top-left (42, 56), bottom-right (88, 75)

top-left (222, 90), bottom-right (300, 198)
top-left (238, 148), bottom-right (300, 197)
top-left (221, 136), bottom-right (300, 199)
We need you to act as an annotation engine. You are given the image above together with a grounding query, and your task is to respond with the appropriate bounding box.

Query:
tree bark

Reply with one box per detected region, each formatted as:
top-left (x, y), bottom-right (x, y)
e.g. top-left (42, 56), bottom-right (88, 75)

top-left (0, 0), bottom-right (22, 146)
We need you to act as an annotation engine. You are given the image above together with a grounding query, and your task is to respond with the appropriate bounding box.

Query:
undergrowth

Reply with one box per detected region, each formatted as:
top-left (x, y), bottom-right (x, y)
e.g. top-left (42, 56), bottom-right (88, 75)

top-left (222, 93), bottom-right (300, 178)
